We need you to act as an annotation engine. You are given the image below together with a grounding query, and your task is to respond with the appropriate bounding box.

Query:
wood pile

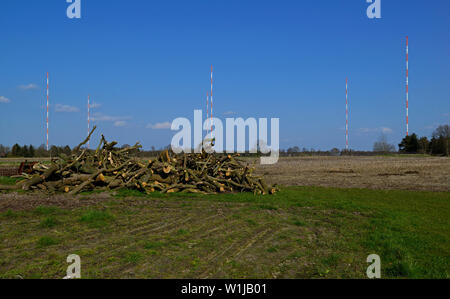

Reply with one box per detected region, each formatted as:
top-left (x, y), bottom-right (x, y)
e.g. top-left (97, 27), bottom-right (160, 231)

top-left (1, 127), bottom-right (278, 195)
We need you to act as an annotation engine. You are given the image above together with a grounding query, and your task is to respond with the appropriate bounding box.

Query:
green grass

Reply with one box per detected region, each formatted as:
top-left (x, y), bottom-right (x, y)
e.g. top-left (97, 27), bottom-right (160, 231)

top-left (114, 188), bottom-right (150, 198)
top-left (273, 187), bottom-right (450, 278)
top-left (122, 252), bottom-right (143, 264)
top-left (2, 209), bottom-right (19, 219)
top-left (0, 186), bottom-right (448, 279)
top-left (116, 187), bottom-right (437, 278)
top-left (176, 229), bottom-right (189, 236)
top-left (37, 236), bottom-right (59, 247)
top-left (257, 204), bottom-right (278, 210)
top-left (79, 189), bottom-right (106, 196)
top-left (143, 241), bottom-right (166, 250)
top-left (34, 206), bottom-right (62, 216)
top-left (79, 210), bottom-right (114, 228)
top-left (0, 176), bottom-right (22, 185)
top-left (291, 218), bottom-right (307, 227)
top-left (39, 217), bottom-right (59, 228)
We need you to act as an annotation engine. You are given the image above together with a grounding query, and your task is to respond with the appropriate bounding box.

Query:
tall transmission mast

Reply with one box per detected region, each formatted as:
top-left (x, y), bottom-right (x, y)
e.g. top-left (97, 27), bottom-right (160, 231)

top-left (87, 95), bottom-right (90, 149)
top-left (406, 36), bottom-right (409, 136)
top-left (46, 72), bottom-right (49, 151)
top-left (346, 78), bottom-right (349, 150)
top-left (210, 65), bottom-right (214, 140)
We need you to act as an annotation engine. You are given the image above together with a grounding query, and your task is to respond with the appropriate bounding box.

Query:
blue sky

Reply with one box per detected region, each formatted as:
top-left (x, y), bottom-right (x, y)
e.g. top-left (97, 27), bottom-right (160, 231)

top-left (1, 0), bottom-right (449, 150)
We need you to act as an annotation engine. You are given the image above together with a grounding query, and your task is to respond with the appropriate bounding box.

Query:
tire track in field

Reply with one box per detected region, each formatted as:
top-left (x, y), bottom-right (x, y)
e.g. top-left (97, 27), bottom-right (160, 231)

top-left (125, 214), bottom-right (192, 236)
top-left (131, 213), bottom-right (213, 238)
top-left (0, 199), bottom-right (270, 278)
top-left (199, 225), bottom-right (274, 278)
top-left (126, 217), bottom-right (251, 278)
top-left (115, 200), bottom-right (240, 235)
top-left (37, 207), bottom-right (219, 271)
top-left (76, 216), bottom-right (198, 265)
top-left (0, 205), bottom-right (178, 258)
top-left (1, 211), bottom-right (190, 267)
top-left (4, 199), bottom-right (245, 255)
top-left (48, 205), bottom-right (191, 249)
top-left (198, 223), bottom-right (267, 264)
top-left (229, 228), bottom-right (274, 260)
top-left (194, 219), bottom-right (240, 239)
top-left (80, 211), bottom-right (224, 271)
top-left (127, 203), bottom-right (245, 240)
top-left (96, 215), bottom-right (240, 276)
top-left (231, 226), bottom-right (299, 277)
top-left (242, 227), bottom-right (290, 253)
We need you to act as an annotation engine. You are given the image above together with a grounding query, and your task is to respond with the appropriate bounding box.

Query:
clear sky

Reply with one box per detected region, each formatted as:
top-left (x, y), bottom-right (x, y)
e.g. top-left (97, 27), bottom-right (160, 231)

top-left (1, 0), bottom-right (449, 151)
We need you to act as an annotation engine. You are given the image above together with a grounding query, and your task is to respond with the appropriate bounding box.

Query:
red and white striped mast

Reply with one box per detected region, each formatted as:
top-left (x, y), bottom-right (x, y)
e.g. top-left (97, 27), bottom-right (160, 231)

top-left (346, 77), bottom-right (349, 150)
top-left (46, 72), bottom-right (49, 151)
top-left (206, 91), bottom-right (209, 137)
top-left (210, 65), bottom-right (214, 140)
top-left (87, 95), bottom-right (90, 149)
top-left (406, 36), bottom-right (409, 136)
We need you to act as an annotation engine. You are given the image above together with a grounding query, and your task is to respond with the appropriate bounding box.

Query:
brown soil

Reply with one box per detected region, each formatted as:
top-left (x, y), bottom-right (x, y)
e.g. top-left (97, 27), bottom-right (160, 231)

top-left (0, 192), bottom-right (112, 212)
top-left (255, 156), bottom-right (450, 192)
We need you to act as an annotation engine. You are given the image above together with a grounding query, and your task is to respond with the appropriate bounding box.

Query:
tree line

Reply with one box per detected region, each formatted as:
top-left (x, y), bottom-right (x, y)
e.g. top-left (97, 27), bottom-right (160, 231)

top-left (397, 125), bottom-right (449, 155)
top-left (0, 144), bottom-right (73, 158)
top-left (0, 125), bottom-right (448, 158)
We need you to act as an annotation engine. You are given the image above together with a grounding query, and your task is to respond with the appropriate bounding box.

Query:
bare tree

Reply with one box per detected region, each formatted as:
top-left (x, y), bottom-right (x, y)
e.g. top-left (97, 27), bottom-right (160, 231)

top-left (0, 145), bottom-right (10, 157)
top-left (432, 124), bottom-right (450, 139)
top-left (373, 134), bottom-right (396, 152)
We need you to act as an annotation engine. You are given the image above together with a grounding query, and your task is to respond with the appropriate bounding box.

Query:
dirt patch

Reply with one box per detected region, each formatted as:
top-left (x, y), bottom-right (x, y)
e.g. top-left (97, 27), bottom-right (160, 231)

top-left (0, 167), bottom-right (19, 176)
top-left (255, 156), bottom-right (450, 192)
top-left (0, 192), bottom-right (112, 212)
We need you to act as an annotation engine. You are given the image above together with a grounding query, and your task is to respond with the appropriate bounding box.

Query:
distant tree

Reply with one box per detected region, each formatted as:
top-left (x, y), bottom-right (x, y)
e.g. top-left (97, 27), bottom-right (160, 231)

top-left (50, 145), bottom-right (60, 157)
top-left (330, 148), bottom-right (340, 155)
top-left (29, 145), bottom-right (35, 157)
top-left (35, 144), bottom-right (48, 157)
top-left (432, 124), bottom-right (450, 139)
top-left (10, 144), bottom-right (21, 157)
top-left (0, 145), bottom-right (10, 157)
top-left (287, 146), bottom-right (300, 154)
top-left (399, 133), bottom-right (419, 153)
top-left (63, 145), bottom-right (72, 156)
top-left (373, 134), bottom-right (396, 152)
top-left (430, 125), bottom-right (450, 156)
top-left (151, 146), bottom-right (156, 152)
top-left (417, 137), bottom-right (430, 154)
top-left (22, 145), bottom-right (30, 157)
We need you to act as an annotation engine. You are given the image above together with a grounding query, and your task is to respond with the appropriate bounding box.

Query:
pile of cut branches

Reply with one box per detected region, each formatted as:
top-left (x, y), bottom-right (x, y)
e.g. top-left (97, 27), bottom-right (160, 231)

top-left (2, 127), bottom-right (277, 195)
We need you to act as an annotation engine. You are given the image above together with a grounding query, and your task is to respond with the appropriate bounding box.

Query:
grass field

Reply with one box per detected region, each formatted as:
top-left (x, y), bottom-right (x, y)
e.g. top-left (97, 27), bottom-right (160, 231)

top-left (0, 184), bottom-right (448, 279)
